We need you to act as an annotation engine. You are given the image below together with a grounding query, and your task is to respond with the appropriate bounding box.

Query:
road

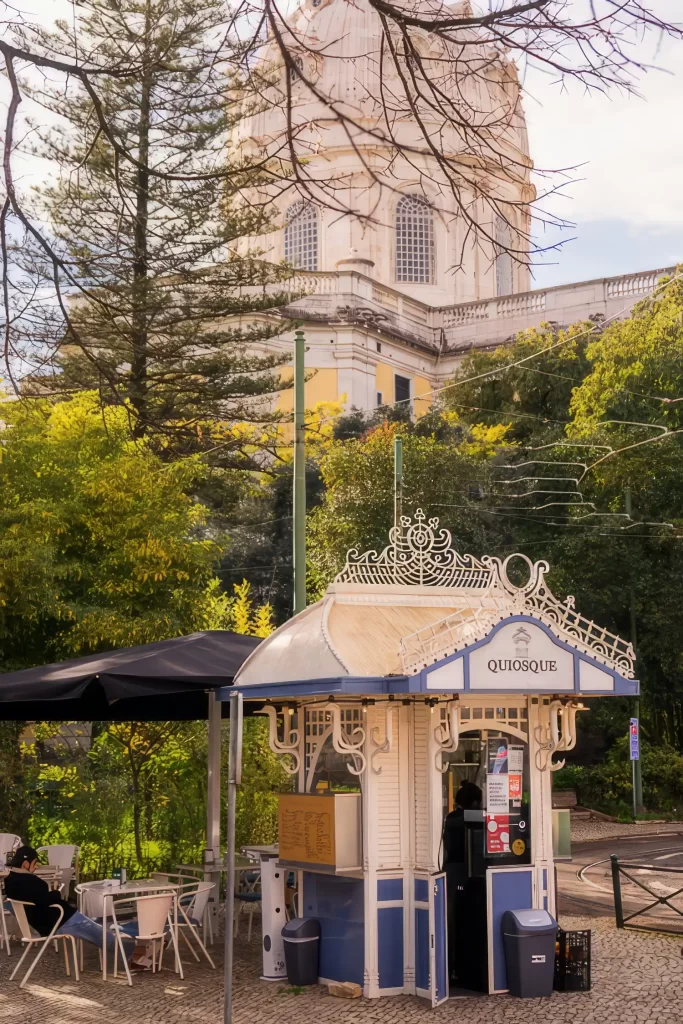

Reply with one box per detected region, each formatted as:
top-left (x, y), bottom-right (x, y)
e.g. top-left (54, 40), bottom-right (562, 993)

top-left (558, 827), bottom-right (683, 930)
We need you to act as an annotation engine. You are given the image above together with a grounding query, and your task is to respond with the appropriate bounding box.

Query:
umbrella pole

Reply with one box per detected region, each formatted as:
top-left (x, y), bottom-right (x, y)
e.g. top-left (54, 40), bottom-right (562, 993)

top-left (224, 691), bottom-right (243, 1024)
top-left (205, 691), bottom-right (222, 901)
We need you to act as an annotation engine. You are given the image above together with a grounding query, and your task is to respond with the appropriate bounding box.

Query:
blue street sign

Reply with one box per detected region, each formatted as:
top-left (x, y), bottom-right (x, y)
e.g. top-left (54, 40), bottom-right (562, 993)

top-left (629, 717), bottom-right (639, 761)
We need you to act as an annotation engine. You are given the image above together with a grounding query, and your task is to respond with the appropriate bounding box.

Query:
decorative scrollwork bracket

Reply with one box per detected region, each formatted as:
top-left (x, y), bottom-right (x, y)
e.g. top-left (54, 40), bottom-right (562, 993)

top-left (256, 705), bottom-right (300, 776)
top-left (371, 703), bottom-right (397, 774)
top-left (322, 702), bottom-right (367, 776)
top-left (434, 700), bottom-right (460, 773)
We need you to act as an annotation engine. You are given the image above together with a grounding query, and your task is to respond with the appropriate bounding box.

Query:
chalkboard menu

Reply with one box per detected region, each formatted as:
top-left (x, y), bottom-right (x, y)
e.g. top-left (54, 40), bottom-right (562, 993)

top-left (278, 793), bottom-right (361, 872)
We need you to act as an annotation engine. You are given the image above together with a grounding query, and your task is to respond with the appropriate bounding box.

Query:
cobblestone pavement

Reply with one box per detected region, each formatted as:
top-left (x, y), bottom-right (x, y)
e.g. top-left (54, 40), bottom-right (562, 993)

top-left (1, 915), bottom-right (682, 1024)
top-left (570, 818), bottom-right (683, 843)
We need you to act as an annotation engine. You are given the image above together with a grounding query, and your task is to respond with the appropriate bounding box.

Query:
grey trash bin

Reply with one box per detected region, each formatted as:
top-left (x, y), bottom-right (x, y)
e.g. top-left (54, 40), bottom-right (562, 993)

top-left (281, 918), bottom-right (320, 986)
top-left (502, 909), bottom-right (557, 997)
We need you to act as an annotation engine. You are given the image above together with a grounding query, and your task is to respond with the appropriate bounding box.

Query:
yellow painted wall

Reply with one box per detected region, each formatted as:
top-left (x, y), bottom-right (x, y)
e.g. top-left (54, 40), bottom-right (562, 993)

top-left (376, 363), bottom-right (433, 417)
top-left (413, 375), bottom-right (432, 417)
top-left (375, 362), bottom-right (394, 407)
top-left (277, 367), bottom-right (339, 412)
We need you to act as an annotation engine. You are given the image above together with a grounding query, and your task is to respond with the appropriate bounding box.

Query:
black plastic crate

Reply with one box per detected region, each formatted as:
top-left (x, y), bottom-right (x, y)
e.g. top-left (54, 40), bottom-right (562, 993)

top-left (554, 928), bottom-right (591, 991)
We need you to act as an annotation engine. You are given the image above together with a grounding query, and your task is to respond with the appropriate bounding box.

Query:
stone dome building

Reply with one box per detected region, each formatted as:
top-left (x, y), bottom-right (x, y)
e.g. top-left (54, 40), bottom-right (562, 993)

top-left (232, 0), bottom-right (672, 417)
top-left (237, 0), bottom-right (534, 307)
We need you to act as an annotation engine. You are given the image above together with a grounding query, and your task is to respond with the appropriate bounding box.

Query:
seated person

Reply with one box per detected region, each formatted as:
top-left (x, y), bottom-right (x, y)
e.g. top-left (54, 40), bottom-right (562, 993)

top-left (5, 846), bottom-right (148, 969)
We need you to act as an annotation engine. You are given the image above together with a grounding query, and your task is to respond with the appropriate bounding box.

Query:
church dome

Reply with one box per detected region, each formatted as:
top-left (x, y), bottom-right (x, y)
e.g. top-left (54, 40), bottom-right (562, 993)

top-left (235, 0), bottom-right (535, 304)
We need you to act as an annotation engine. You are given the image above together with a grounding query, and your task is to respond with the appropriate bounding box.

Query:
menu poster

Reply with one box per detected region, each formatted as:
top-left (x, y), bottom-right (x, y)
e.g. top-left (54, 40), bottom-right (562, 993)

top-left (487, 737), bottom-right (508, 775)
top-left (487, 773), bottom-right (510, 815)
top-left (509, 773), bottom-right (522, 808)
top-left (508, 745), bottom-right (524, 774)
top-left (278, 794), bottom-right (336, 865)
top-left (486, 814), bottom-right (510, 854)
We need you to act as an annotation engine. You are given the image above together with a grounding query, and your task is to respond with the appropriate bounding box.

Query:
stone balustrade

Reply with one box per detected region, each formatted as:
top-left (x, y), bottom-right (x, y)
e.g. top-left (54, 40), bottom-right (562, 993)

top-left (284, 265), bottom-right (677, 354)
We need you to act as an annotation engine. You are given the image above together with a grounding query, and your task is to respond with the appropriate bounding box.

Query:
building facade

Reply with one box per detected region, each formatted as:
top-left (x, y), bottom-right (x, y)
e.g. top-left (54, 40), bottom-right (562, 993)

top-left (235, 0), bottom-right (673, 415)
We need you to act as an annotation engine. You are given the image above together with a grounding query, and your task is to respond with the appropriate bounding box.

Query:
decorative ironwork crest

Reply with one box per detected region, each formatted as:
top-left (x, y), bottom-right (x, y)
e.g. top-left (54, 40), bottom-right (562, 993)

top-left (335, 510), bottom-right (635, 678)
top-left (335, 508), bottom-right (493, 588)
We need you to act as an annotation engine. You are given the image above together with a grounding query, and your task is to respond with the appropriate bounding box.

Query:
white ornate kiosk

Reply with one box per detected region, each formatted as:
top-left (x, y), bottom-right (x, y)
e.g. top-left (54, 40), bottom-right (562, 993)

top-left (223, 511), bottom-right (637, 1003)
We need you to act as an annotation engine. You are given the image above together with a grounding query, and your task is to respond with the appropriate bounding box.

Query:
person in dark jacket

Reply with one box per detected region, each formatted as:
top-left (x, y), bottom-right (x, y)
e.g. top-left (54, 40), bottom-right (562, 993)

top-left (5, 846), bottom-right (141, 963)
top-left (442, 782), bottom-right (482, 865)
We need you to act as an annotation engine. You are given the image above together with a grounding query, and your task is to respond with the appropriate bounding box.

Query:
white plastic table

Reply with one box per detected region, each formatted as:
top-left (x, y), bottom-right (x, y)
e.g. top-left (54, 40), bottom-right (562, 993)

top-left (82, 879), bottom-right (182, 981)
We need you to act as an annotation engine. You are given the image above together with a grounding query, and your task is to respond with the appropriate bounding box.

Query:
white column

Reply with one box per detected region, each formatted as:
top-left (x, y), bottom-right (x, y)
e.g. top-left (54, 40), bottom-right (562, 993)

top-left (528, 696), bottom-right (554, 911)
top-left (399, 704), bottom-right (415, 993)
top-left (362, 705), bottom-right (380, 998)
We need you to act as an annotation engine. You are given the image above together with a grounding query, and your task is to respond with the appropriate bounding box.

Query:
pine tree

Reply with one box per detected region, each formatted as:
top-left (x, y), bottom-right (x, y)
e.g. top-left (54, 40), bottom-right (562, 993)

top-left (18, 0), bottom-right (292, 462)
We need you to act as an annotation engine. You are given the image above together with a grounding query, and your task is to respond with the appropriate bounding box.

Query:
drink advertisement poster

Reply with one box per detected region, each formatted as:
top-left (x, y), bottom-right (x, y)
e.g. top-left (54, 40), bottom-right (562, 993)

top-left (508, 773), bottom-right (522, 808)
top-left (486, 814), bottom-right (510, 854)
top-left (487, 737), bottom-right (508, 775)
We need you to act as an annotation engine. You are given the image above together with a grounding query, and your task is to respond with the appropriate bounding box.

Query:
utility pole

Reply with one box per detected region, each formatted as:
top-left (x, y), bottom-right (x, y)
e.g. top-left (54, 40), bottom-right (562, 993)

top-left (625, 484), bottom-right (644, 814)
top-left (393, 437), bottom-right (403, 582)
top-left (293, 329), bottom-right (306, 615)
top-left (394, 436), bottom-right (403, 531)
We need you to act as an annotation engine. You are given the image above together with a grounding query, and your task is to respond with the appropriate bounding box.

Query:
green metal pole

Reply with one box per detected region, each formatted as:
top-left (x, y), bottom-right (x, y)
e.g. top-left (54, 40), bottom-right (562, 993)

top-left (293, 330), bottom-right (306, 615)
top-left (394, 436), bottom-right (403, 531)
top-left (625, 485), bottom-right (643, 813)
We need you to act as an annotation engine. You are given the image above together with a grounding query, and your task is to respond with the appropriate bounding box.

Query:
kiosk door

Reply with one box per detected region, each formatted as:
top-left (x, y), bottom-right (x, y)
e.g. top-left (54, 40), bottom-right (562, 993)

top-left (486, 866), bottom-right (534, 993)
top-left (415, 873), bottom-right (448, 1006)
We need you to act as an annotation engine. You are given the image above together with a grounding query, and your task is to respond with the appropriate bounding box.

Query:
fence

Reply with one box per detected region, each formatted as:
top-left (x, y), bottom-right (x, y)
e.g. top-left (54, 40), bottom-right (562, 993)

top-left (611, 854), bottom-right (683, 934)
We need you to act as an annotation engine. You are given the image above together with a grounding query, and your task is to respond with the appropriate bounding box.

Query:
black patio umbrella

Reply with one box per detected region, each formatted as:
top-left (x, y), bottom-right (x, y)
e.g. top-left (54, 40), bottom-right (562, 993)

top-left (0, 631), bottom-right (261, 720)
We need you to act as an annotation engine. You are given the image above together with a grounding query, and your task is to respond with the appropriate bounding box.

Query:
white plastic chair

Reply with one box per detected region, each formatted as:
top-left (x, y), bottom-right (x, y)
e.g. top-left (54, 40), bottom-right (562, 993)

top-left (110, 892), bottom-right (183, 986)
top-left (1, 876), bottom-right (14, 956)
top-left (0, 835), bottom-right (21, 866)
top-left (37, 845), bottom-right (79, 896)
top-left (169, 883), bottom-right (216, 969)
top-left (75, 880), bottom-right (108, 920)
top-left (152, 872), bottom-right (214, 945)
top-left (8, 900), bottom-right (80, 988)
top-left (234, 871), bottom-right (262, 941)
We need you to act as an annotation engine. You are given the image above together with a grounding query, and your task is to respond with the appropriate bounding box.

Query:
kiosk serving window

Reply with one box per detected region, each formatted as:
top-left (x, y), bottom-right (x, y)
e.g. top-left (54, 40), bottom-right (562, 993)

top-left (441, 726), bottom-right (531, 868)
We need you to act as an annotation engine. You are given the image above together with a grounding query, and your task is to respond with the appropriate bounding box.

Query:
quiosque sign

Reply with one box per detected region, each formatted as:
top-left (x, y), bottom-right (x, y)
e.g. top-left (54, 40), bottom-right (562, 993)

top-left (469, 621), bottom-right (573, 690)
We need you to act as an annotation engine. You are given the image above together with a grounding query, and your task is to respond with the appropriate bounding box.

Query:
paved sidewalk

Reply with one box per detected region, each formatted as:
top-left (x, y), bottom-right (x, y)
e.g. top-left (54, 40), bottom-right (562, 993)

top-left (570, 818), bottom-right (683, 843)
top-left (1, 916), bottom-right (682, 1024)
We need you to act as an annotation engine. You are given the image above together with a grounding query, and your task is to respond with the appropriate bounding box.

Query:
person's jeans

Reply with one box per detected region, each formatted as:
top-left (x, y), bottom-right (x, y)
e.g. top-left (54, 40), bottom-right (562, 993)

top-left (57, 911), bottom-right (133, 955)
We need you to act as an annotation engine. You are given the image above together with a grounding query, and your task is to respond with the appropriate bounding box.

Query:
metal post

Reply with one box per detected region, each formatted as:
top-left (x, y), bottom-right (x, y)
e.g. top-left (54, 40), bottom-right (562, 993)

top-left (205, 692), bottom-right (222, 906)
top-left (610, 855), bottom-right (624, 928)
top-left (224, 690), bottom-right (243, 1024)
top-left (625, 485), bottom-right (643, 813)
top-left (394, 436), bottom-right (403, 531)
top-left (293, 329), bottom-right (306, 615)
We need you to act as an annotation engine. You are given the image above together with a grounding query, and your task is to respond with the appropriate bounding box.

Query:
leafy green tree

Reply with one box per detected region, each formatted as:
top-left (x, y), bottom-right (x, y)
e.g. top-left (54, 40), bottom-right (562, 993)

top-left (442, 281), bottom-right (683, 755)
top-left (0, 392), bottom-right (240, 668)
top-left (306, 416), bottom-right (511, 599)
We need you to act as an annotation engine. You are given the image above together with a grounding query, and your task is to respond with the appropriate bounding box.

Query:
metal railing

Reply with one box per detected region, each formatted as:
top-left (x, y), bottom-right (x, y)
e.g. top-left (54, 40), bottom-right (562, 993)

top-left (611, 854), bottom-right (683, 934)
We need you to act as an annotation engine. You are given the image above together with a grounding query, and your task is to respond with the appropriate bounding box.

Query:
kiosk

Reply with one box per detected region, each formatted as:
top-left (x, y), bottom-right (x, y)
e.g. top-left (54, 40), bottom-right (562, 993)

top-left (222, 510), bottom-right (637, 1002)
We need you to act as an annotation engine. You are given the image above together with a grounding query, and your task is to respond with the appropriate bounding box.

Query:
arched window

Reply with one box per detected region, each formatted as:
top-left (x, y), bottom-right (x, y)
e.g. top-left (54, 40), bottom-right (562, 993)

top-left (495, 215), bottom-right (514, 296)
top-left (284, 201), bottom-right (318, 271)
top-left (395, 195), bottom-right (434, 283)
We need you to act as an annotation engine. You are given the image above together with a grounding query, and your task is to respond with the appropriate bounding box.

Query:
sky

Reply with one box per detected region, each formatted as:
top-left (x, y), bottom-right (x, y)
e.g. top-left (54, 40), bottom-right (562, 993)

top-left (4, 0), bottom-right (683, 290)
top-left (524, 8), bottom-right (683, 288)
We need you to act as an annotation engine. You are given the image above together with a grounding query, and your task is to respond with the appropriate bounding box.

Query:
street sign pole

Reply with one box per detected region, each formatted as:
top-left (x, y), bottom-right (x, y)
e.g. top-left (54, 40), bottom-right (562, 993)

top-left (625, 485), bottom-right (643, 812)
top-left (629, 717), bottom-right (639, 820)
